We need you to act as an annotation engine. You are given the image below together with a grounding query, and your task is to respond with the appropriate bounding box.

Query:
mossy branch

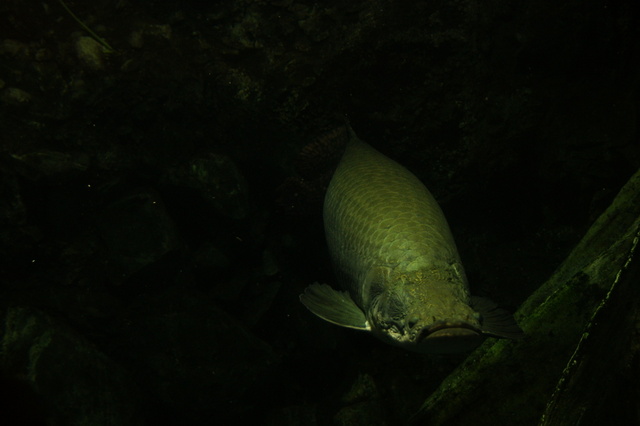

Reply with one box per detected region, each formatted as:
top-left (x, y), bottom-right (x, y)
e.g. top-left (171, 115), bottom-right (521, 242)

top-left (58, 0), bottom-right (115, 53)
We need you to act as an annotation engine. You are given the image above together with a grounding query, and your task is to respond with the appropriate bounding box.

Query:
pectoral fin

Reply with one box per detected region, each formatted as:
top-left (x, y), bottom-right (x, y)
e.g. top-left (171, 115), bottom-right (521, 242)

top-left (471, 296), bottom-right (525, 339)
top-left (300, 283), bottom-right (370, 330)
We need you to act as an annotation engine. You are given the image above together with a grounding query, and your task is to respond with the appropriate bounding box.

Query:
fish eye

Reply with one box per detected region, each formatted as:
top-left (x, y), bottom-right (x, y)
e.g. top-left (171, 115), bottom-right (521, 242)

top-left (406, 316), bottom-right (420, 330)
top-left (381, 318), bottom-right (404, 333)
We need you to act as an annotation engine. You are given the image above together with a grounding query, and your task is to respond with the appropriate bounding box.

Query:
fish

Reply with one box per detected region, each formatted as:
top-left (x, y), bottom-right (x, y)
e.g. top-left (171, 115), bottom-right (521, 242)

top-left (300, 129), bottom-right (524, 354)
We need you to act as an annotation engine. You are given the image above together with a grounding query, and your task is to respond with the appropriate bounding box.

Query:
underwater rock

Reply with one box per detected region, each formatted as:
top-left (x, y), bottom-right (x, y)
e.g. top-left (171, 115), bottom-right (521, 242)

top-left (111, 287), bottom-right (279, 423)
top-left (75, 36), bottom-right (105, 71)
top-left (414, 167), bottom-right (640, 425)
top-left (239, 279), bottom-right (282, 327)
top-left (0, 370), bottom-right (47, 426)
top-left (0, 173), bottom-right (40, 264)
top-left (1, 87), bottom-right (32, 106)
top-left (0, 306), bottom-right (144, 425)
top-left (128, 23), bottom-right (172, 49)
top-left (266, 404), bottom-right (318, 426)
top-left (341, 373), bottom-right (379, 405)
top-left (0, 39), bottom-right (30, 56)
top-left (10, 150), bottom-right (90, 181)
top-left (334, 401), bottom-right (387, 426)
top-left (162, 153), bottom-right (250, 220)
top-left (276, 126), bottom-right (348, 216)
top-left (333, 372), bottom-right (392, 426)
top-left (93, 188), bottom-right (180, 284)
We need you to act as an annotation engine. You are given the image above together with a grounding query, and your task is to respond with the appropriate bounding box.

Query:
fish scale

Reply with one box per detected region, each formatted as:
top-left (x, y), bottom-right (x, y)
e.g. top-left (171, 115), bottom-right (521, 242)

top-left (325, 137), bottom-right (460, 293)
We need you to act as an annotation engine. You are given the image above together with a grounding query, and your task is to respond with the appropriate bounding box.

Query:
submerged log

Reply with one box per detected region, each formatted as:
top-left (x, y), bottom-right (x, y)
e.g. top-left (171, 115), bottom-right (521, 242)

top-left (413, 168), bottom-right (640, 425)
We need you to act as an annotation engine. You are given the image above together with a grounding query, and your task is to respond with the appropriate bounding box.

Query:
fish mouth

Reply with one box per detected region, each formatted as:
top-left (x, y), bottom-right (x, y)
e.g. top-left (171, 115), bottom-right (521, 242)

top-left (422, 321), bottom-right (481, 338)
top-left (416, 321), bottom-right (483, 353)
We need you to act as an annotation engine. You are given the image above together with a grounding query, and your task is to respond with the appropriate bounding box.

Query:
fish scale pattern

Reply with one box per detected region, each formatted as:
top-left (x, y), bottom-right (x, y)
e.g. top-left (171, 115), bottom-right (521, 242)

top-left (324, 136), bottom-right (465, 309)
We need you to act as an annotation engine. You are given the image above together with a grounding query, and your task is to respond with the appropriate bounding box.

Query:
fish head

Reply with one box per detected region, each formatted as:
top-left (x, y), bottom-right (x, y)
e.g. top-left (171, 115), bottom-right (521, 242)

top-left (367, 280), bottom-right (484, 354)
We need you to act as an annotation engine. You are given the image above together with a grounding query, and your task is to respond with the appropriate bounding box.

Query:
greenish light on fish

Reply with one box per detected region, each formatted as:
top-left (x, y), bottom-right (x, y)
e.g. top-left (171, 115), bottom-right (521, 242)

top-left (300, 129), bottom-right (524, 354)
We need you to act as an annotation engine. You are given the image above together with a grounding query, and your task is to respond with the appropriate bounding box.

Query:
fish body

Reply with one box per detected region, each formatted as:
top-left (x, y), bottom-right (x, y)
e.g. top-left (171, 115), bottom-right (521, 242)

top-left (300, 130), bottom-right (523, 354)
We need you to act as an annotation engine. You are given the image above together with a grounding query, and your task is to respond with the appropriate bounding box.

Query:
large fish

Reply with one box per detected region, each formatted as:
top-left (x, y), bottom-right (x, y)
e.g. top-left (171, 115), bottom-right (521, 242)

top-left (300, 129), bottom-right (523, 354)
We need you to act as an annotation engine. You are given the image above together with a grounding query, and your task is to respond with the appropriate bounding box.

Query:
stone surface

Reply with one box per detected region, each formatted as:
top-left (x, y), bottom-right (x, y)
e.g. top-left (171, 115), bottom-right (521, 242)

top-left (0, 306), bottom-right (144, 425)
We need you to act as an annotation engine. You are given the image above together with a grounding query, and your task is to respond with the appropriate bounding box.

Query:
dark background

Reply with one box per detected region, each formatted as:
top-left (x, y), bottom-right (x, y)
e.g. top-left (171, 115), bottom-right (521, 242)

top-left (0, 0), bottom-right (638, 424)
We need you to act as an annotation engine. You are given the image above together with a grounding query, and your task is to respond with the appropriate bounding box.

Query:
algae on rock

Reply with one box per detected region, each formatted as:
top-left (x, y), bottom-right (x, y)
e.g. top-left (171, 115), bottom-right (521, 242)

top-left (414, 168), bottom-right (640, 425)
